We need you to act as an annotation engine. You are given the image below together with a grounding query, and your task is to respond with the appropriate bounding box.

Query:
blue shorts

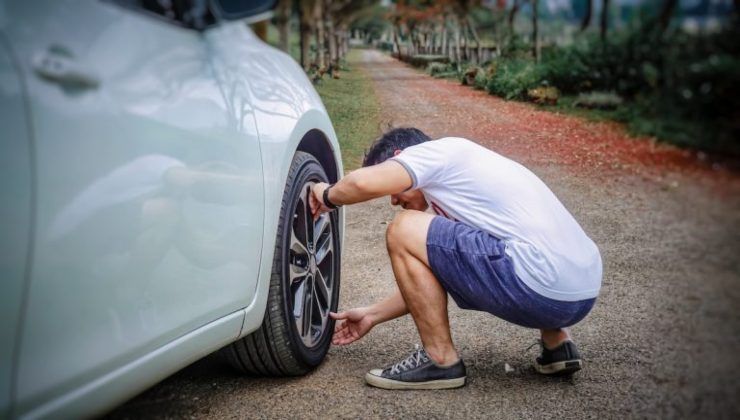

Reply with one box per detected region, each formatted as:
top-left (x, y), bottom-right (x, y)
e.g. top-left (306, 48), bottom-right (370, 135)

top-left (426, 216), bottom-right (595, 330)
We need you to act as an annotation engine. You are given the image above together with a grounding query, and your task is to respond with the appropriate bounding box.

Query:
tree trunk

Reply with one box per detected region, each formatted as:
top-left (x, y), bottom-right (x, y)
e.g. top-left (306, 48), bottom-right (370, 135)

top-left (335, 32), bottom-right (343, 61)
top-left (454, 17), bottom-right (462, 63)
top-left (658, 0), bottom-right (678, 32)
top-left (466, 17), bottom-right (482, 64)
top-left (314, 1), bottom-right (326, 70)
top-left (580, 0), bottom-right (592, 32)
top-left (343, 27), bottom-right (350, 58)
top-left (532, 0), bottom-right (540, 62)
top-left (326, 8), bottom-right (338, 72)
top-left (508, 0), bottom-right (520, 34)
top-left (276, 0), bottom-right (292, 53)
top-left (427, 27), bottom-right (434, 54)
top-left (299, 2), bottom-right (313, 70)
top-left (462, 24), bottom-right (471, 62)
top-left (441, 23), bottom-right (448, 57)
top-left (393, 24), bottom-right (402, 59)
top-left (600, 0), bottom-right (610, 42)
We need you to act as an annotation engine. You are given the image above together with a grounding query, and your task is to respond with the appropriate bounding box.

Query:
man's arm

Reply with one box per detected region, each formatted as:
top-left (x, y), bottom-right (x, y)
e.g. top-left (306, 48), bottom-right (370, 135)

top-left (331, 288), bottom-right (409, 345)
top-left (310, 160), bottom-right (412, 218)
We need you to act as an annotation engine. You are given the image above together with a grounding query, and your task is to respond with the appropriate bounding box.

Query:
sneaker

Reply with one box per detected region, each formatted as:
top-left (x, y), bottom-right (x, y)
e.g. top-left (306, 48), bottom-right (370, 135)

top-left (365, 346), bottom-right (466, 390)
top-left (534, 340), bottom-right (583, 375)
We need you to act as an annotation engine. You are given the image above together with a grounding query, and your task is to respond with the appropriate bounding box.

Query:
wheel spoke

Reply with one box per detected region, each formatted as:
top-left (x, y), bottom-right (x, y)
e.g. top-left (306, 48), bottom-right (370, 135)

top-left (303, 185), bottom-right (314, 249)
top-left (290, 230), bottom-right (309, 256)
top-left (292, 279), bottom-right (306, 324)
top-left (314, 269), bottom-right (330, 311)
top-left (315, 233), bottom-right (332, 267)
top-left (311, 287), bottom-right (325, 338)
top-left (313, 213), bottom-right (330, 245)
top-left (303, 279), bottom-right (313, 340)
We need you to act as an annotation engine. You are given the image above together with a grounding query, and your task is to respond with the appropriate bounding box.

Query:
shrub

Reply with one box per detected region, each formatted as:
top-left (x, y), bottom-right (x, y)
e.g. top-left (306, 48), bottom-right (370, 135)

top-left (473, 69), bottom-right (488, 90)
top-left (432, 70), bottom-right (459, 79)
top-left (427, 62), bottom-right (450, 77)
top-left (408, 54), bottom-right (449, 68)
top-left (487, 60), bottom-right (544, 100)
top-left (528, 86), bottom-right (560, 105)
top-left (574, 91), bottom-right (623, 109)
top-left (461, 66), bottom-right (482, 86)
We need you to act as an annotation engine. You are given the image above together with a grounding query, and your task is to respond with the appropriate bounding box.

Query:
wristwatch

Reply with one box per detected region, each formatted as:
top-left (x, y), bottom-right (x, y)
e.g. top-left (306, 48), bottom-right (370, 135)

top-left (322, 184), bottom-right (341, 209)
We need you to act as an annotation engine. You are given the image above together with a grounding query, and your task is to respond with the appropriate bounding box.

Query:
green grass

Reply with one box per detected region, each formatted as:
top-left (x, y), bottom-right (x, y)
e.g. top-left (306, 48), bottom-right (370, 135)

top-left (549, 95), bottom-right (622, 122)
top-left (315, 50), bottom-right (381, 170)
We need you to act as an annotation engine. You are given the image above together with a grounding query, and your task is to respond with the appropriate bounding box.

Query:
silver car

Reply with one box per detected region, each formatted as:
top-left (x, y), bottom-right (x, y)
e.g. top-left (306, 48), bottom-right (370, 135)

top-left (0, 0), bottom-right (343, 418)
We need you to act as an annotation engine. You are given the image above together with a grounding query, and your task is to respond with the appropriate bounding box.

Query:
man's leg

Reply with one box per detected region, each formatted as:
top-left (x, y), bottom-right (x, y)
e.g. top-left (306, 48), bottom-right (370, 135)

top-left (385, 210), bottom-right (458, 366)
top-left (541, 328), bottom-right (571, 349)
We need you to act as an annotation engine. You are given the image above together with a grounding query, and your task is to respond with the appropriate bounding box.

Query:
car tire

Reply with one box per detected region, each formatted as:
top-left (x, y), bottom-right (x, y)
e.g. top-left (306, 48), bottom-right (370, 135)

top-left (222, 151), bottom-right (341, 376)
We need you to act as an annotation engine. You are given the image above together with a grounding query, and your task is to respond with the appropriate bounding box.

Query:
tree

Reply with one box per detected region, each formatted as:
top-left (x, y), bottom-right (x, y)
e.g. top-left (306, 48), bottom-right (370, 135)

top-left (531, 0), bottom-right (539, 62)
top-left (275, 0), bottom-right (292, 53)
top-left (600, 0), bottom-right (610, 42)
top-left (580, 0), bottom-right (592, 32)
top-left (658, 0), bottom-right (678, 32)
top-left (298, 0), bottom-right (320, 70)
top-left (508, 0), bottom-right (521, 34)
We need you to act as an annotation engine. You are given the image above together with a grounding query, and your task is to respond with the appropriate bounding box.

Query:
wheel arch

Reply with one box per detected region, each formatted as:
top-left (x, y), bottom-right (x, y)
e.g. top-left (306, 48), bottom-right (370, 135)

top-left (296, 128), bottom-right (339, 184)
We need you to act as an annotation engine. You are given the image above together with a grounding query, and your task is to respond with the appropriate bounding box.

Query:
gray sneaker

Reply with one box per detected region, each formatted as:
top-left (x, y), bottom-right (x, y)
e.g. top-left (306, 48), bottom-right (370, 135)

top-left (534, 340), bottom-right (583, 375)
top-left (365, 346), bottom-right (466, 390)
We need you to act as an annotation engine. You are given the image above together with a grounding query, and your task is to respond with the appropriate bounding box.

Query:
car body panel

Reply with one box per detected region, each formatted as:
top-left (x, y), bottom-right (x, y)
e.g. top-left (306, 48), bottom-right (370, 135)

top-left (2, 1), bottom-right (264, 414)
top-left (21, 310), bottom-right (245, 420)
top-left (0, 1), bottom-right (343, 417)
top-left (205, 21), bottom-right (345, 339)
top-left (0, 32), bottom-right (33, 420)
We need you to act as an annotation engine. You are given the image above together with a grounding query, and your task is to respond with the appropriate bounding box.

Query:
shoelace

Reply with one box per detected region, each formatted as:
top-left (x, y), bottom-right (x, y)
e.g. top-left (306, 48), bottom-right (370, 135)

top-left (389, 345), bottom-right (430, 375)
top-left (522, 339), bottom-right (545, 359)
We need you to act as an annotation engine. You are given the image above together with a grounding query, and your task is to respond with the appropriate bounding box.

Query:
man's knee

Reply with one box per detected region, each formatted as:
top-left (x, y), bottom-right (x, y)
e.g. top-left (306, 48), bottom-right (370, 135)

top-left (386, 210), bottom-right (432, 255)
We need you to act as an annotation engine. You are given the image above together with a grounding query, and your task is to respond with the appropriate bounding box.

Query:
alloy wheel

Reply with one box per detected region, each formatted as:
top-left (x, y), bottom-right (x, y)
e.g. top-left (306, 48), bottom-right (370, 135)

top-left (288, 182), bottom-right (335, 348)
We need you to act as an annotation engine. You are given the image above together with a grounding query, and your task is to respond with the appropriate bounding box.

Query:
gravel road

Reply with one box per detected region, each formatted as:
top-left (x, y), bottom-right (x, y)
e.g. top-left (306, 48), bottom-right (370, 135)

top-left (108, 50), bottom-right (740, 419)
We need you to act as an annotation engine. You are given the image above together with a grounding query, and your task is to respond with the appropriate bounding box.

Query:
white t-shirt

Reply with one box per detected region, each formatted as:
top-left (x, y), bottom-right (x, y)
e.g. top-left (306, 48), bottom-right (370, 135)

top-left (391, 137), bottom-right (602, 301)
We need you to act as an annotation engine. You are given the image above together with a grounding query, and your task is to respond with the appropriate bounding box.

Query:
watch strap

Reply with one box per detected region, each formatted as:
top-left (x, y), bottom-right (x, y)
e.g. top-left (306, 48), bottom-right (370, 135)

top-left (323, 184), bottom-right (340, 209)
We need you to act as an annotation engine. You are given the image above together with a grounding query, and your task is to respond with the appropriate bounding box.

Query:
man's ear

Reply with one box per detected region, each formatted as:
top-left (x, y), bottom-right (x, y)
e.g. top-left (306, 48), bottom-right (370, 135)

top-left (393, 149), bottom-right (402, 156)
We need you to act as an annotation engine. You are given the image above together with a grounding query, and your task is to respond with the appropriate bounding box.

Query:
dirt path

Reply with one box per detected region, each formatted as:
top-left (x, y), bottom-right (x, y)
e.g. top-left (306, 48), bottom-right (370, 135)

top-left (109, 50), bottom-right (740, 419)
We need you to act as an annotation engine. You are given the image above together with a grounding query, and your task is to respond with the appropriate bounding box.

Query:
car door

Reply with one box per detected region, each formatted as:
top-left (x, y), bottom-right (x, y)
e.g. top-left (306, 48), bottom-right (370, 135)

top-left (2, 0), bottom-right (264, 413)
top-left (0, 32), bottom-right (33, 420)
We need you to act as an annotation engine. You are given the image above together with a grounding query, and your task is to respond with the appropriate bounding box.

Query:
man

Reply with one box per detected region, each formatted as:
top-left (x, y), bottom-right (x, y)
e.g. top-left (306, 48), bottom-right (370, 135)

top-left (309, 128), bottom-right (602, 390)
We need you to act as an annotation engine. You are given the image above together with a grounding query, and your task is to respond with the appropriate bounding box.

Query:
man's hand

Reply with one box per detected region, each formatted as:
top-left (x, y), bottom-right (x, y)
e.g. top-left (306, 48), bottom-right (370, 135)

top-left (309, 182), bottom-right (332, 220)
top-left (330, 308), bottom-right (376, 345)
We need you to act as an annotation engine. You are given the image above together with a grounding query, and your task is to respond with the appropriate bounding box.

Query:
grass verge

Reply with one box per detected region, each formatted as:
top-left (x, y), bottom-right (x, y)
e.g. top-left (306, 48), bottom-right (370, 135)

top-left (315, 50), bottom-right (382, 171)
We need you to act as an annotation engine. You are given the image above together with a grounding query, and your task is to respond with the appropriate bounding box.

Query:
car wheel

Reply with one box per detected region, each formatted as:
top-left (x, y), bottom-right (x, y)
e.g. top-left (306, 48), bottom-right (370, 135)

top-left (223, 151), bottom-right (340, 375)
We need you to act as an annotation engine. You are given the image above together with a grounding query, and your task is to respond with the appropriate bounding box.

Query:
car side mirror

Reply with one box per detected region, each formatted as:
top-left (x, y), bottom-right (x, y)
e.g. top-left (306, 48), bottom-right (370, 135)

top-left (210, 0), bottom-right (277, 22)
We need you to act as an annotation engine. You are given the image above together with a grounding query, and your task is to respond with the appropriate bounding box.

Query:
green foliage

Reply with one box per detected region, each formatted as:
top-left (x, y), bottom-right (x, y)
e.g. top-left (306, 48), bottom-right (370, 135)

top-left (528, 86), bottom-right (560, 105)
top-left (350, 4), bottom-right (391, 43)
top-left (408, 54), bottom-right (450, 67)
top-left (473, 69), bottom-right (488, 90)
top-left (477, 20), bottom-right (740, 155)
top-left (427, 62), bottom-right (450, 77)
top-left (574, 91), bottom-right (624, 110)
top-left (432, 70), bottom-right (459, 79)
top-left (486, 60), bottom-right (544, 100)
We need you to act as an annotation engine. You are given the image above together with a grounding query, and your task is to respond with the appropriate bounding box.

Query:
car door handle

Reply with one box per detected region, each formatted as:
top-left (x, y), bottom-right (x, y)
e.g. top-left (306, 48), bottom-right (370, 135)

top-left (33, 48), bottom-right (100, 89)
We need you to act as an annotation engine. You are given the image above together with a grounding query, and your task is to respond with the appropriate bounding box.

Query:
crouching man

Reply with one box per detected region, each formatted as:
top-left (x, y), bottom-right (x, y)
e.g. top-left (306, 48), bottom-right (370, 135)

top-left (309, 128), bottom-right (602, 390)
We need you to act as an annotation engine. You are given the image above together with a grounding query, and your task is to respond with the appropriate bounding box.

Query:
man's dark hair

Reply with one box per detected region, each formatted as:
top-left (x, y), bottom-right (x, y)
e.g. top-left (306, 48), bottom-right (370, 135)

top-left (362, 127), bottom-right (431, 167)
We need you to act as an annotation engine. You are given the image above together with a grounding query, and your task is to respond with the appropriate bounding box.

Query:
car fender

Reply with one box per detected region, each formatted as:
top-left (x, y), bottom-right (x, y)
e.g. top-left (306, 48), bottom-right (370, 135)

top-left (213, 23), bottom-right (345, 337)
